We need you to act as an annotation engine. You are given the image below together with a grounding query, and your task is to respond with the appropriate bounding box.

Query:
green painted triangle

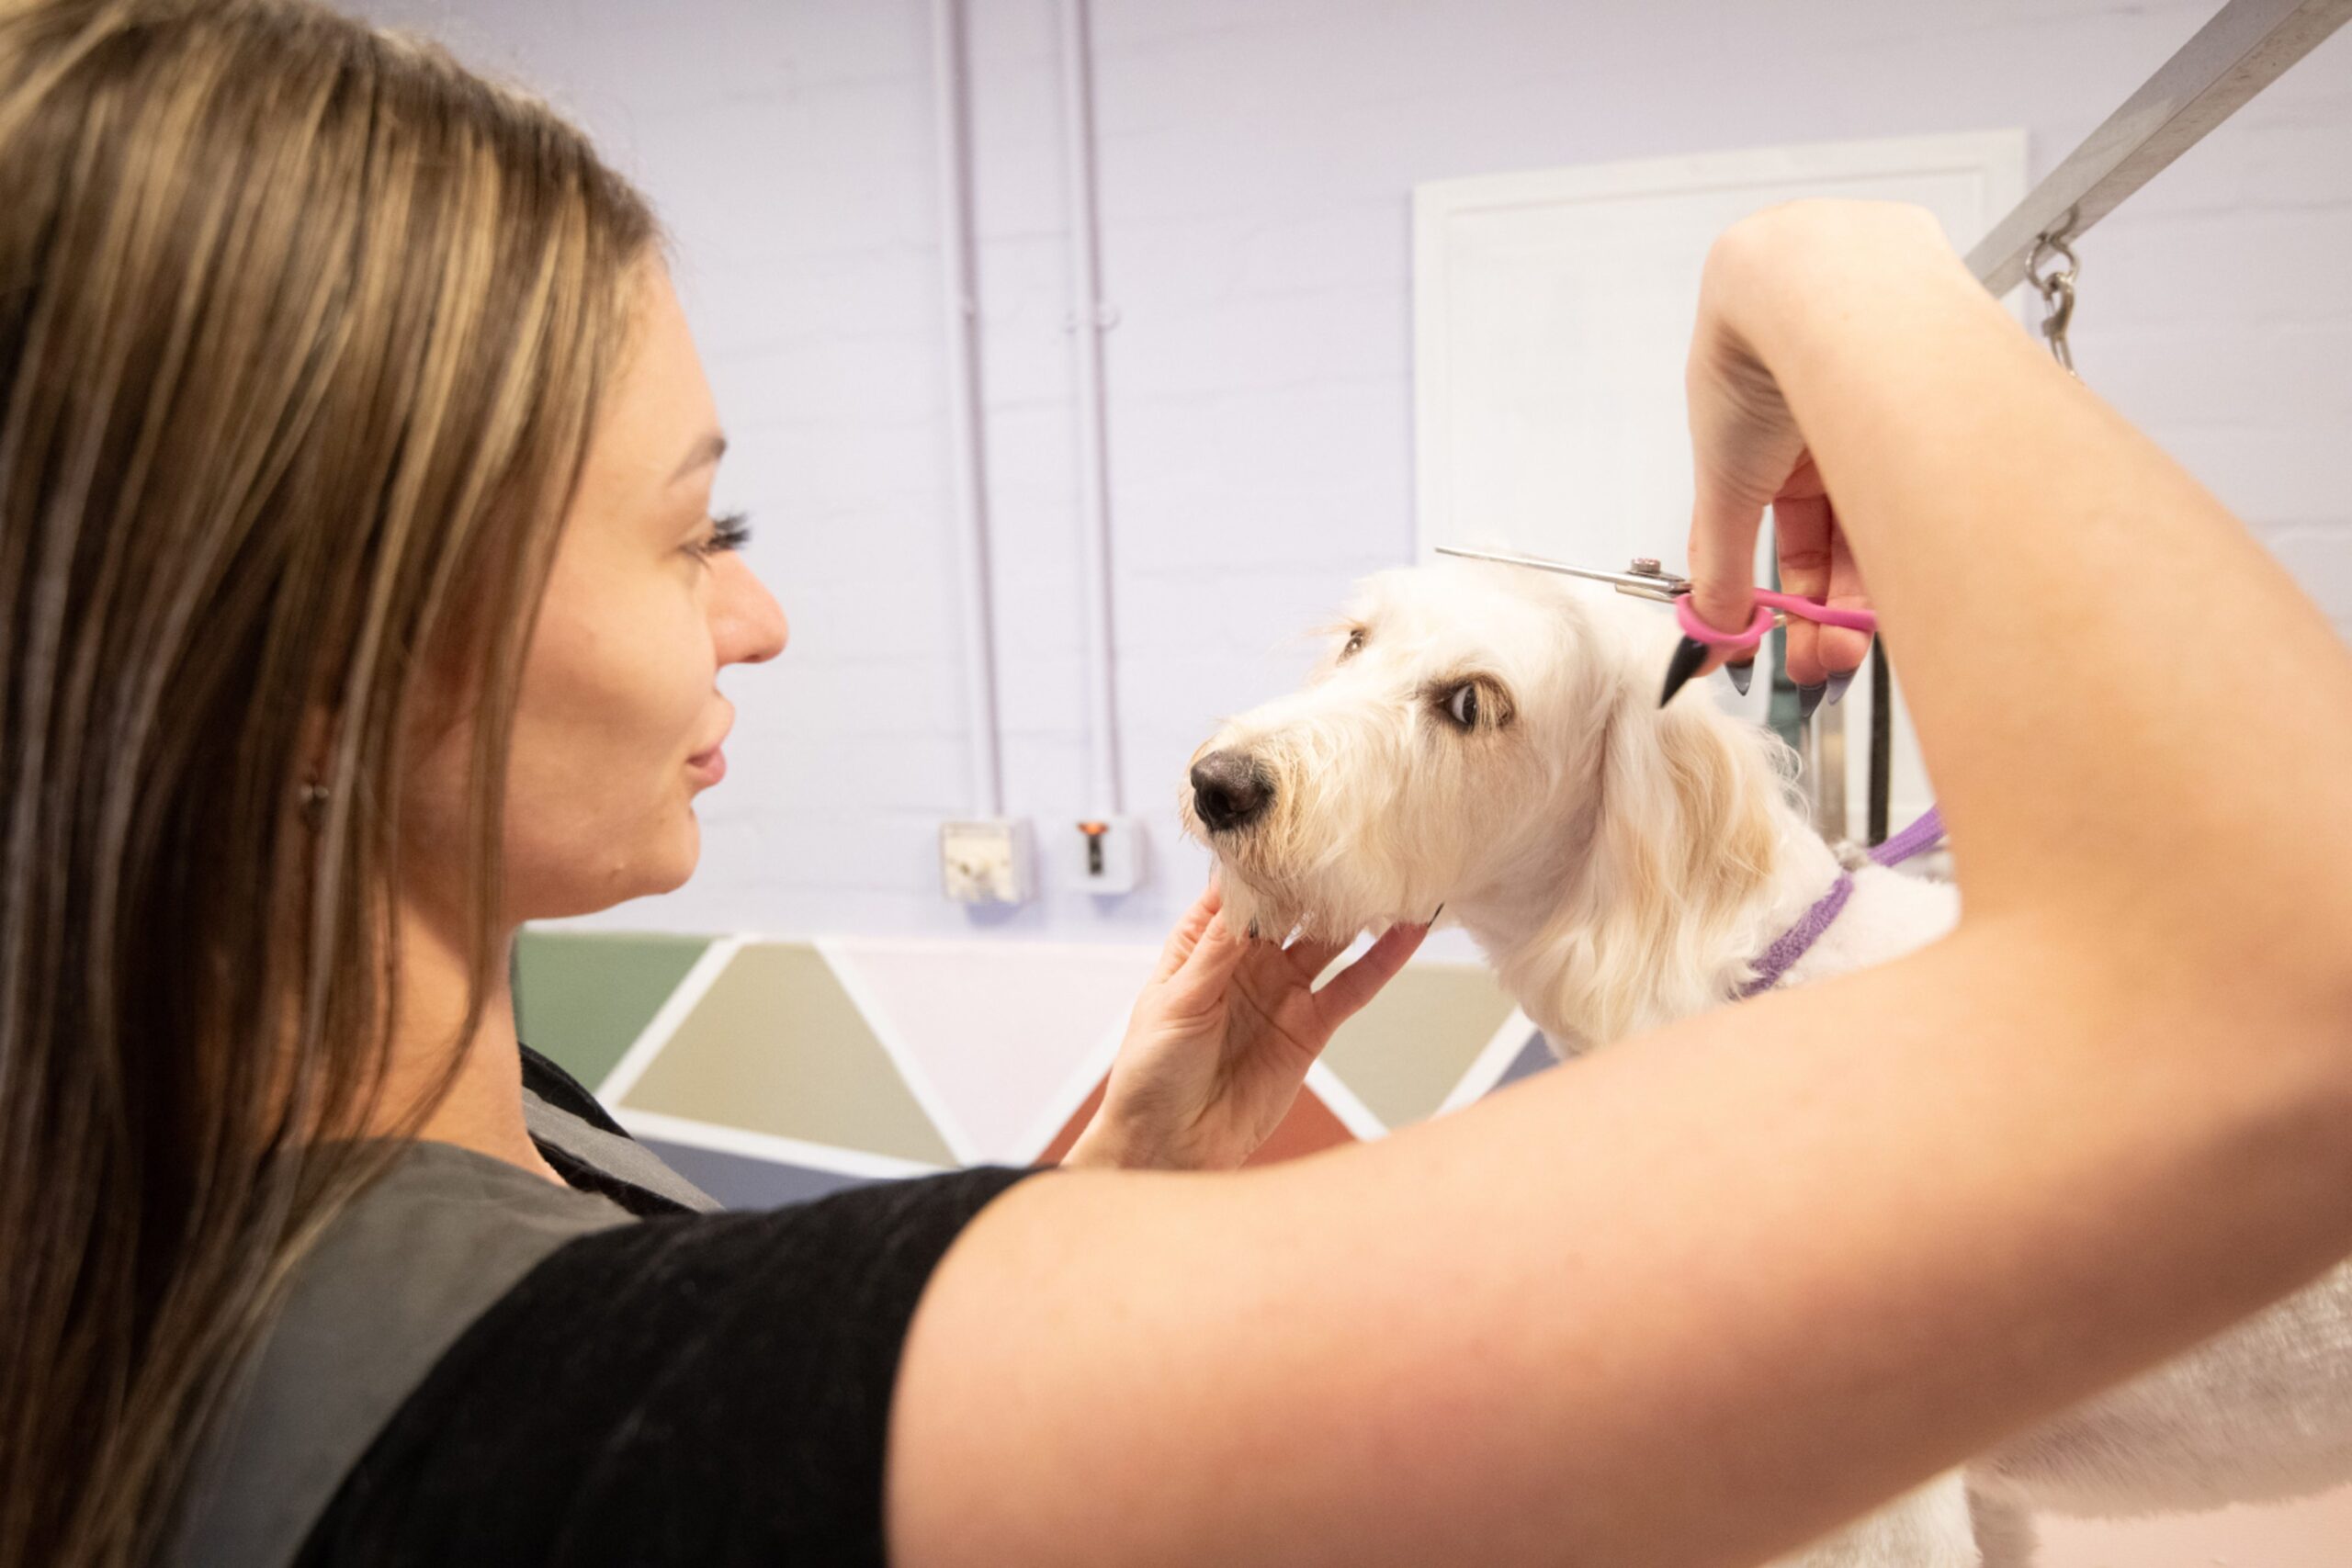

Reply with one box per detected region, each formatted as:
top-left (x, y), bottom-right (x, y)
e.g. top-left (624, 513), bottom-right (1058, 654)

top-left (514, 929), bottom-right (713, 1092)
top-left (617, 942), bottom-right (956, 1167)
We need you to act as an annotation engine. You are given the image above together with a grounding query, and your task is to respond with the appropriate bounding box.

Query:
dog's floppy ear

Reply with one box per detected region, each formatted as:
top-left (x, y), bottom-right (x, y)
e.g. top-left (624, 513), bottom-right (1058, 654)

top-left (1555, 682), bottom-right (1790, 1042)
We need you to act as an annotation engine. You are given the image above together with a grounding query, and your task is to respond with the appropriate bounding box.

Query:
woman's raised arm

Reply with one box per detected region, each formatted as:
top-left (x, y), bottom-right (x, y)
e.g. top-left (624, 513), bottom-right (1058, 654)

top-left (886, 203), bottom-right (2352, 1568)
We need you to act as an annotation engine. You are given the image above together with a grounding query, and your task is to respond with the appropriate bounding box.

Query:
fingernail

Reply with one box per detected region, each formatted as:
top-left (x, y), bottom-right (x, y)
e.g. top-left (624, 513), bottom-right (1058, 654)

top-left (1658, 636), bottom-right (1708, 708)
top-left (1825, 670), bottom-right (1856, 706)
top-left (1797, 682), bottom-right (1827, 720)
top-left (1726, 658), bottom-right (1754, 697)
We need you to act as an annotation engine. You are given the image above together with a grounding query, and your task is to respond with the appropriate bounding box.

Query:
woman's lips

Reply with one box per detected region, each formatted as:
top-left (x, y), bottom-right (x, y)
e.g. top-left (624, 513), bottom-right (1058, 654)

top-left (687, 710), bottom-right (733, 788)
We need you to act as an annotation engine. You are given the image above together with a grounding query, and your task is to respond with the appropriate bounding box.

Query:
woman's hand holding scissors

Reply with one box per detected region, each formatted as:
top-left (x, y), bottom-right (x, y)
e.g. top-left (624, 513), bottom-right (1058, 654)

top-left (1676, 203), bottom-right (1955, 705)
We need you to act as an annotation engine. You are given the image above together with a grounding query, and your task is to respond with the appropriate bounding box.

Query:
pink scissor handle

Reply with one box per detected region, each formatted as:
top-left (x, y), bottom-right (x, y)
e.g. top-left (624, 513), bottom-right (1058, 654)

top-left (1755, 589), bottom-right (1878, 633)
top-left (1672, 596), bottom-right (1775, 650)
top-left (1672, 590), bottom-right (1878, 652)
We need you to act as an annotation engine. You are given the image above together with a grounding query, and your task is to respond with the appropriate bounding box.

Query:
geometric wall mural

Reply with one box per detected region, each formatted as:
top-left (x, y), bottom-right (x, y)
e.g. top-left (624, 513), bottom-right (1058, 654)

top-left (1318, 962), bottom-right (1526, 1127)
top-left (618, 942), bottom-right (959, 1167)
top-left (513, 929), bottom-right (714, 1093)
top-left (513, 928), bottom-right (1555, 1210)
top-left (824, 938), bottom-right (1161, 1163)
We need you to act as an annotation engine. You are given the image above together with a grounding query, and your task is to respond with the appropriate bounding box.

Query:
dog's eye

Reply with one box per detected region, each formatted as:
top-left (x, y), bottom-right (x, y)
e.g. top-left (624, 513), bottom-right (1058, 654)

top-left (1341, 629), bottom-right (1366, 660)
top-left (1436, 678), bottom-right (1511, 731)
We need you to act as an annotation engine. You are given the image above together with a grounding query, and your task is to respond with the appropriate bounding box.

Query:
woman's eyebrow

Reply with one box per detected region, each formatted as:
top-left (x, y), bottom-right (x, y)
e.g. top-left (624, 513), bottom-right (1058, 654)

top-left (669, 431), bottom-right (727, 485)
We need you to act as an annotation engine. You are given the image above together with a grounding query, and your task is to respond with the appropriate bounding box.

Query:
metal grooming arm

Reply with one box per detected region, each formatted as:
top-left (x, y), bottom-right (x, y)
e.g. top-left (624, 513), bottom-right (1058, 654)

top-left (1965, 0), bottom-right (2352, 297)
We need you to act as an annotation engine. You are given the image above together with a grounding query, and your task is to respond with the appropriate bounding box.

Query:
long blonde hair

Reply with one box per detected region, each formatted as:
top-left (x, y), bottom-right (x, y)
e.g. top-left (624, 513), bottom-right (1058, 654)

top-left (0, 3), bottom-right (655, 1560)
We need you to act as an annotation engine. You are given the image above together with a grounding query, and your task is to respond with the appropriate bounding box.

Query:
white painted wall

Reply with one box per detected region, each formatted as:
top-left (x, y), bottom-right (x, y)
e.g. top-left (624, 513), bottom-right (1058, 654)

top-left (355, 0), bottom-right (2352, 945)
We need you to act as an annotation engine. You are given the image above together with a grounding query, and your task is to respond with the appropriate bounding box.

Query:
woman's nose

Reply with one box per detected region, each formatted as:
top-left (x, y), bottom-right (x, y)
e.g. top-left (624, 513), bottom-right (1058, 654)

top-left (715, 556), bottom-right (787, 667)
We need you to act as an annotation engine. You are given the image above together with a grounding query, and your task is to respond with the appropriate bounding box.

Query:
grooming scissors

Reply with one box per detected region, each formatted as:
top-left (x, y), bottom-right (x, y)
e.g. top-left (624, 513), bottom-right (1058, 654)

top-left (1432, 544), bottom-right (1878, 652)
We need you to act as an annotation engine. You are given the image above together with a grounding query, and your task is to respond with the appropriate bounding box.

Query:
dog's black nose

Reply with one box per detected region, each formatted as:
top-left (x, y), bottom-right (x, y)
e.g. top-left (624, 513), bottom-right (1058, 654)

top-left (1190, 750), bottom-right (1272, 832)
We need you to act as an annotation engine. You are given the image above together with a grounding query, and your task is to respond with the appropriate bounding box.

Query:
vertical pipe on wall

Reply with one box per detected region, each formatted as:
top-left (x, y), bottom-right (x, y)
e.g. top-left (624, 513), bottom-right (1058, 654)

top-left (930, 0), bottom-right (1004, 818)
top-left (1054, 0), bottom-right (1124, 815)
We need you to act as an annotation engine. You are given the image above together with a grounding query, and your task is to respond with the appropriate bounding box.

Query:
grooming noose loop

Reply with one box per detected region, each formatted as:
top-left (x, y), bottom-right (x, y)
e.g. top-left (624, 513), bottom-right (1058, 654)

top-left (2027, 226), bottom-right (2080, 376)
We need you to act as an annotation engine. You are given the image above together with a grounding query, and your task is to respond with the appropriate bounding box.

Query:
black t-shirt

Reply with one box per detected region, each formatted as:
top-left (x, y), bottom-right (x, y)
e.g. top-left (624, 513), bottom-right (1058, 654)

top-left (261, 1052), bottom-right (1036, 1567)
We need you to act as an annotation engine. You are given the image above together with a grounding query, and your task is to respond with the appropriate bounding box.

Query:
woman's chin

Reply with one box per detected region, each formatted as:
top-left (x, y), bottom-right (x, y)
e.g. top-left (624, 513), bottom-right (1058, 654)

top-left (509, 821), bottom-right (700, 923)
top-left (640, 818), bottom-right (701, 898)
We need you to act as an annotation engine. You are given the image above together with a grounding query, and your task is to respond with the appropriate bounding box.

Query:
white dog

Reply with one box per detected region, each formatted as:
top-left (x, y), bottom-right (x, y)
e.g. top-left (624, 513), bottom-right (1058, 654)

top-left (1181, 558), bottom-right (2352, 1567)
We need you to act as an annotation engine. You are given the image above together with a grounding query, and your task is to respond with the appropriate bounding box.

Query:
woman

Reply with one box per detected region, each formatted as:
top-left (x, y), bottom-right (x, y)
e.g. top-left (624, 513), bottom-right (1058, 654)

top-left (3, 4), bottom-right (2346, 1566)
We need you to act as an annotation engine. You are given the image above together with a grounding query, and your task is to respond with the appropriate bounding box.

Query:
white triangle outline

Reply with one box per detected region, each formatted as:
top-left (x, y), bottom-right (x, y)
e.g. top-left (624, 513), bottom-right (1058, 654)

top-left (1313, 958), bottom-right (1528, 1130)
top-left (1433, 1010), bottom-right (1547, 1117)
top-left (594, 936), bottom-right (748, 1105)
top-left (616, 1107), bottom-right (946, 1180)
top-left (600, 935), bottom-right (968, 1170)
top-left (828, 936), bottom-right (1161, 1165)
top-left (1305, 1060), bottom-right (1387, 1142)
top-left (1012, 1012), bottom-right (1131, 1164)
top-left (816, 936), bottom-right (983, 1167)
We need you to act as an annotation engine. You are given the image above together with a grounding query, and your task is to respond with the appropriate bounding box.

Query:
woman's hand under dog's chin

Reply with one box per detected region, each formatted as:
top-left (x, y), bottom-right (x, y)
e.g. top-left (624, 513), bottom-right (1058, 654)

top-left (1062, 882), bottom-right (1426, 1172)
top-left (1199, 864), bottom-right (1407, 951)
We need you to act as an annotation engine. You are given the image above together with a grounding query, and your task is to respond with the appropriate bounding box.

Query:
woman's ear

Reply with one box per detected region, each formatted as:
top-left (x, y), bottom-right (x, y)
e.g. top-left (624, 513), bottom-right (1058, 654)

top-left (295, 705), bottom-right (338, 829)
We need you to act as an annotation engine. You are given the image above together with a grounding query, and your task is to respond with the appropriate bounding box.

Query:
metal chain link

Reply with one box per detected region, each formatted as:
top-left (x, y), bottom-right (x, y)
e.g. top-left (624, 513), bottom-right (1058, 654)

top-left (2028, 230), bottom-right (2080, 377)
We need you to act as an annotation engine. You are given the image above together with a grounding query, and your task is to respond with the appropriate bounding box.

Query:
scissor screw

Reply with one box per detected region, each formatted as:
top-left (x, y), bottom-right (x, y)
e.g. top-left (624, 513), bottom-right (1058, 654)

top-left (1629, 557), bottom-right (1663, 576)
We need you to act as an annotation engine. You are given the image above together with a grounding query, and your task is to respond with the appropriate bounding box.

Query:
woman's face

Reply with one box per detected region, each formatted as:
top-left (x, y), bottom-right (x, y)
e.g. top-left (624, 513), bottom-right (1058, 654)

top-left (413, 265), bottom-right (787, 926)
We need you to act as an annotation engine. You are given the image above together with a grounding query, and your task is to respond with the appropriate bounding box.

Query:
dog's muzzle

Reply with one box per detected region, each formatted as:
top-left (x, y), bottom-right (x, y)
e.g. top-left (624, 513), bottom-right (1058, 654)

top-left (1189, 749), bottom-right (1273, 833)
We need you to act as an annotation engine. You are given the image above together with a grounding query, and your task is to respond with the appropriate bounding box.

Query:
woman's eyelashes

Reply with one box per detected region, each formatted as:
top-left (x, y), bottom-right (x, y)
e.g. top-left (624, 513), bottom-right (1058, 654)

top-left (693, 511), bottom-right (752, 558)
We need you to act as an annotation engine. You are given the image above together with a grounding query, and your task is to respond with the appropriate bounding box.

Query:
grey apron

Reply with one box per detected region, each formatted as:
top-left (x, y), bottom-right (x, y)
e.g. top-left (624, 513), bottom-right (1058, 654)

top-left (168, 1085), bottom-right (719, 1568)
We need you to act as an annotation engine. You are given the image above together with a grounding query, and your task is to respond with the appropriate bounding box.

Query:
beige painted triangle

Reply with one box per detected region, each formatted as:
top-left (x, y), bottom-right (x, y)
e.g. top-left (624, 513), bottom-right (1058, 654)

top-left (1317, 962), bottom-right (1521, 1130)
top-left (616, 941), bottom-right (956, 1167)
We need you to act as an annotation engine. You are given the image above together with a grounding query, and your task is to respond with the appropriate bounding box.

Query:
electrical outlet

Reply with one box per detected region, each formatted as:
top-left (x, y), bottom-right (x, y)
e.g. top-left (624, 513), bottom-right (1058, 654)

top-left (1063, 815), bottom-right (1145, 895)
top-left (940, 818), bottom-right (1032, 905)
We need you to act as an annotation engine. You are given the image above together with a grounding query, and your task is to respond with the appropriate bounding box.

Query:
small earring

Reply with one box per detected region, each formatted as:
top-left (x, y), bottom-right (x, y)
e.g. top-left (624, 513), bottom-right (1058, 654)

top-left (300, 780), bottom-right (330, 830)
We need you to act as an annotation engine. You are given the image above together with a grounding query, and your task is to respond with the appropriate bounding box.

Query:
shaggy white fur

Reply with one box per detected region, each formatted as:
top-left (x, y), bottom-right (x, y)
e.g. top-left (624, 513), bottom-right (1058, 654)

top-left (1182, 558), bottom-right (2352, 1567)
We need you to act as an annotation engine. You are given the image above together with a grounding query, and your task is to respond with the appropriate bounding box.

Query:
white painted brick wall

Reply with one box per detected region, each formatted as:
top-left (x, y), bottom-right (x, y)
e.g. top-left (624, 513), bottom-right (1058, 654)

top-left (359, 0), bottom-right (2352, 942)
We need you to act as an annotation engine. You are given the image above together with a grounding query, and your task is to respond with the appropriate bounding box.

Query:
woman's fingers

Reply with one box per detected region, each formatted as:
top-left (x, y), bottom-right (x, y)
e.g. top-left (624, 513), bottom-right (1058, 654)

top-left (1152, 881), bottom-right (1224, 983)
top-left (1310, 922), bottom-right (1429, 1029)
top-left (1774, 492), bottom-right (1871, 693)
top-left (1684, 313), bottom-right (1806, 662)
top-left (1816, 513), bottom-right (1872, 691)
top-left (1172, 903), bottom-right (1252, 997)
top-left (1685, 474), bottom-right (1767, 667)
top-left (1279, 935), bottom-right (1352, 989)
top-left (1773, 491), bottom-right (1835, 687)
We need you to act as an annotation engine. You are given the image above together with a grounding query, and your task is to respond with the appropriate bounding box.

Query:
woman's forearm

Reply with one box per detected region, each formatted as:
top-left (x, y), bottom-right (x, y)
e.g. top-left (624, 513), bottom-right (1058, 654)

top-left (894, 932), bottom-right (2348, 1568)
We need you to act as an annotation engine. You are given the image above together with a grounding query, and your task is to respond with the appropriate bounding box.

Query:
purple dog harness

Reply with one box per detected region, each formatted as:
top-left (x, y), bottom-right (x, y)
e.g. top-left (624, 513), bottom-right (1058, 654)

top-left (1738, 807), bottom-right (1945, 998)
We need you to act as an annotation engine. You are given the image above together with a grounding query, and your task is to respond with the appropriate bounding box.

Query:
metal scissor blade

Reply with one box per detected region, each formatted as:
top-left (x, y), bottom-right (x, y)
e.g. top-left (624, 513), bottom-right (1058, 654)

top-left (1432, 544), bottom-right (1689, 603)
